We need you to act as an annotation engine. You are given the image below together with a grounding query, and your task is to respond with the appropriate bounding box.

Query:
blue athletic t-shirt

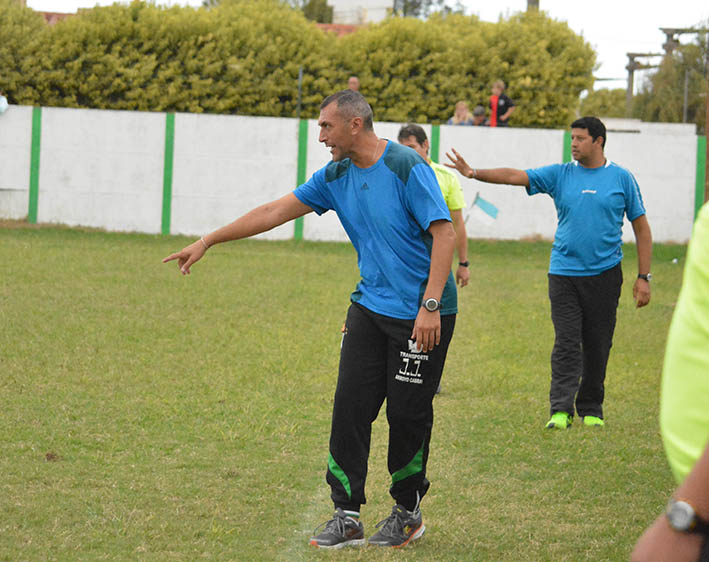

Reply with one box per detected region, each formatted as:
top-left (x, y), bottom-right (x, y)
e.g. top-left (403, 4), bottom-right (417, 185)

top-left (526, 160), bottom-right (646, 276)
top-left (293, 141), bottom-right (457, 320)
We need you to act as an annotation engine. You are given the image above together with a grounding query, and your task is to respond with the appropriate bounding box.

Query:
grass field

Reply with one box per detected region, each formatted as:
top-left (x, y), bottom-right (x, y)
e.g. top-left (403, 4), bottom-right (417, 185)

top-left (0, 221), bottom-right (688, 561)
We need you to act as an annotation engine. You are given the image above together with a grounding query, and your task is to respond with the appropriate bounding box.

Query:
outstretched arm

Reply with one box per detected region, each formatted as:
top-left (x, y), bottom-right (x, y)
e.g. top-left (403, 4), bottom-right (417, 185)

top-left (631, 214), bottom-right (652, 308)
top-left (412, 219), bottom-right (456, 353)
top-left (444, 148), bottom-right (529, 186)
top-left (163, 193), bottom-right (313, 275)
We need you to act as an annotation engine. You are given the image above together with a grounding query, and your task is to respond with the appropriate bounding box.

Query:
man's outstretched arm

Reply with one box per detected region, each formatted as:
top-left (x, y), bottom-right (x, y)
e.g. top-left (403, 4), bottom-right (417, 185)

top-left (163, 193), bottom-right (313, 275)
top-left (444, 148), bottom-right (529, 186)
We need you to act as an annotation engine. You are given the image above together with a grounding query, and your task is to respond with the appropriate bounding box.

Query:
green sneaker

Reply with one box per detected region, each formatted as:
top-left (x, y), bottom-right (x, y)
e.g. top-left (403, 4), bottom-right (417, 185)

top-left (545, 412), bottom-right (572, 429)
top-left (583, 415), bottom-right (605, 427)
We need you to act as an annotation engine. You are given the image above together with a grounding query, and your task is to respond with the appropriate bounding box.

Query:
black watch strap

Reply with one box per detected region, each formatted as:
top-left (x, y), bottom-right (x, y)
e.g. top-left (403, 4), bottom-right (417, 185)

top-left (701, 535), bottom-right (709, 562)
top-left (698, 517), bottom-right (709, 535)
top-left (459, 261), bottom-right (470, 267)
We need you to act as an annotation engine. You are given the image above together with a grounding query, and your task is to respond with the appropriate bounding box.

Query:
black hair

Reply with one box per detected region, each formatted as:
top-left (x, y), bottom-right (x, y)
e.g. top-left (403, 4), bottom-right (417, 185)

top-left (571, 116), bottom-right (606, 148)
top-left (397, 123), bottom-right (428, 145)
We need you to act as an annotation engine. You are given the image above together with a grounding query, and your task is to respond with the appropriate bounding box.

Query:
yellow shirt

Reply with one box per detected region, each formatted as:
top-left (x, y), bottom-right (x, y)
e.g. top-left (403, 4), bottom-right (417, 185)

top-left (661, 202), bottom-right (709, 483)
top-left (430, 161), bottom-right (466, 212)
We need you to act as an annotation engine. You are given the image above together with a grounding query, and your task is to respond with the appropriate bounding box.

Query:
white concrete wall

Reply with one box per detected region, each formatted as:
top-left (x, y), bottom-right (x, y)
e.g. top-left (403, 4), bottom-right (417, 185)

top-left (0, 105), bottom-right (701, 244)
top-left (0, 105), bottom-right (33, 219)
top-left (171, 113), bottom-right (297, 240)
top-left (38, 107), bottom-right (165, 233)
top-left (439, 125), bottom-right (562, 241)
top-left (603, 123), bottom-right (697, 243)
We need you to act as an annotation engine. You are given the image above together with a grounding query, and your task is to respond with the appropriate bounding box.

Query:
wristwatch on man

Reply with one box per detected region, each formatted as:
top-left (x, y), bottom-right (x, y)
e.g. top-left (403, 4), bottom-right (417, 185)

top-left (422, 297), bottom-right (441, 312)
top-left (666, 499), bottom-right (709, 534)
top-left (637, 273), bottom-right (652, 282)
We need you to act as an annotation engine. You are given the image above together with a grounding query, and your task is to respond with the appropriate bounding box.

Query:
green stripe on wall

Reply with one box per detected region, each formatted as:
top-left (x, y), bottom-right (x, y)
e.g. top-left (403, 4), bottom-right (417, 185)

top-left (562, 130), bottom-right (572, 163)
top-left (294, 119), bottom-right (308, 241)
top-left (430, 125), bottom-right (440, 163)
top-left (28, 106), bottom-right (42, 224)
top-left (161, 112), bottom-right (175, 235)
top-left (696, 135), bottom-right (706, 219)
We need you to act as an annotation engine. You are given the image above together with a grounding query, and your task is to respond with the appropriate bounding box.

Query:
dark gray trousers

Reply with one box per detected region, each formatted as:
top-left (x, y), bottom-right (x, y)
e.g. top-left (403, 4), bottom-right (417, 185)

top-left (547, 263), bottom-right (623, 419)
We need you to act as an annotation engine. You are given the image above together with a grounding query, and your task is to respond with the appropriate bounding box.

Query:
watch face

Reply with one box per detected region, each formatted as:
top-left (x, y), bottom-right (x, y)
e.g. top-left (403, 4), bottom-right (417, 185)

top-left (668, 501), bottom-right (695, 531)
top-left (424, 298), bottom-right (440, 312)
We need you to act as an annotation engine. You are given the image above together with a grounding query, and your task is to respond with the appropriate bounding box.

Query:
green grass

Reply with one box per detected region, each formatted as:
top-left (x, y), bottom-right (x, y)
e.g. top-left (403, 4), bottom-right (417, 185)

top-left (0, 222), bottom-right (687, 561)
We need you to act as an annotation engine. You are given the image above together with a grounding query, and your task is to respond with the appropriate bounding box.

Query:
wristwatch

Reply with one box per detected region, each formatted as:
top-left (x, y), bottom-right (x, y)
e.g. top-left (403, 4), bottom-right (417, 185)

top-left (459, 261), bottom-right (470, 267)
top-left (637, 273), bottom-right (652, 282)
top-left (666, 499), bottom-right (709, 534)
top-left (422, 297), bottom-right (441, 312)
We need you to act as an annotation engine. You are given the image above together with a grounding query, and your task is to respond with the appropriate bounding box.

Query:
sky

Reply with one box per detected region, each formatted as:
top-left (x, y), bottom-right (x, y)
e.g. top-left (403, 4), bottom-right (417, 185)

top-left (25, 0), bottom-right (709, 92)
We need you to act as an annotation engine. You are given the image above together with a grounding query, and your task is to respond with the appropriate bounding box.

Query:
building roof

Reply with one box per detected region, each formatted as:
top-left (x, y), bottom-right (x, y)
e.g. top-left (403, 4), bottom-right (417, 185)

top-left (39, 12), bottom-right (74, 25)
top-left (315, 23), bottom-right (361, 37)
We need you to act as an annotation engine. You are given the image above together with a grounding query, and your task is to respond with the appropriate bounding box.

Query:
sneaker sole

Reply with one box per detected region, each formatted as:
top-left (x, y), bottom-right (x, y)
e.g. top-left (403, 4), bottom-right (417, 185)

top-left (309, 538), bottom-right (365, 549)
top-left (369, 523), bottom-right (425, 548)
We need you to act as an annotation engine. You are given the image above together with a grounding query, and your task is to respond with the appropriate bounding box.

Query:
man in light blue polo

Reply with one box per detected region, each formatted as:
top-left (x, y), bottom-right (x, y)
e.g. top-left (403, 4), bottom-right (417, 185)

top-left (445, 116), bottom-right (653, 430)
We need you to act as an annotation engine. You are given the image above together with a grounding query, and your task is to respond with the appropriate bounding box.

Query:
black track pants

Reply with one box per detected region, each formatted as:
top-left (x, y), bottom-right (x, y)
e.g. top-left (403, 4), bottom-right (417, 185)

top-left (326, 303), bottom-right (455, 512)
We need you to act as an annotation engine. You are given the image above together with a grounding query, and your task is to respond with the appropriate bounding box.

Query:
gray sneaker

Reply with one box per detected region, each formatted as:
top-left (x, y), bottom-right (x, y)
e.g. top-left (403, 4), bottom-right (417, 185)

top-left (309, 508), bottom-right (365, 549)
top-left (368, 504), bottom-right (425, 548)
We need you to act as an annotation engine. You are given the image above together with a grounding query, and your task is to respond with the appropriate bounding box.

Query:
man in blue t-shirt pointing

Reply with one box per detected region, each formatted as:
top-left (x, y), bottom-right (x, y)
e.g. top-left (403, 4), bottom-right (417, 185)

top-left (445, 116), bottom-right (652, 430)
top-left (164, 90), bottom-right (457, 549)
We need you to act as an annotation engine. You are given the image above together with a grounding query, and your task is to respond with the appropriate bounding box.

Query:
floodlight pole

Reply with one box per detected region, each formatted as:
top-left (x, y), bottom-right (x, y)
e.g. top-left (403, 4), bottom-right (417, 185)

top-left (705, 35), bottom-right (709, 202)
top-left (296, 66), bottom-right (303, 120)
top-left (660, 28), bottom-right (709, 202)
top-left (625, 53), bottom-right (662, 116)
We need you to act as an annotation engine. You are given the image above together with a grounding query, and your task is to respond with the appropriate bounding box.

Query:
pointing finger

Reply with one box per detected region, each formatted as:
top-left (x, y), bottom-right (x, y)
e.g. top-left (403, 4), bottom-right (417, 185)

top-left (162, 251), bottom-right (183, 263)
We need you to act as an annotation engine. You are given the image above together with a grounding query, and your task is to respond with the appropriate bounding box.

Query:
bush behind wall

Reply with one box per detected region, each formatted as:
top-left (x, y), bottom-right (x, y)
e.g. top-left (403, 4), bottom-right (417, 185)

top-left (2, 0), bottom-right (595, 127)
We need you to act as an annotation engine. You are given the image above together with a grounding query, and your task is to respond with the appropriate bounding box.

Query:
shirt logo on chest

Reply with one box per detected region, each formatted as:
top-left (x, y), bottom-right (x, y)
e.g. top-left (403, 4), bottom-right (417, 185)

top-left (361, 182), bottom-right (369, 191)
top-left (581, 189), bottom-right (597, 194)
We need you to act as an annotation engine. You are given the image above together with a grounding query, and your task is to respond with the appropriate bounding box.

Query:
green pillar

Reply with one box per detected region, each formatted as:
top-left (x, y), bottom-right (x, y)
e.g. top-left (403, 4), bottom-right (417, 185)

top-left (294, 119), bottom-right (308, 240)
top-left (161, 113), bottom-right (175, 235)
top-left (28, 107), bottom-right (42, 224)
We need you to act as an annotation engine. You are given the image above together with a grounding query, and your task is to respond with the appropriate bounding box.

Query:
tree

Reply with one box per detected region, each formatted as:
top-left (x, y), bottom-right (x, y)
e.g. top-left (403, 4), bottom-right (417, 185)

top-left (21, 0), bottom-right (335, 117)
top-left (302, 0), bottom-right (332, 23)
top-left (476, 10), bottom-right (595, 128)
top-left (580, 88), bottom-right (626, 118)
top-left (0, 0), bottom-right (46, 103)
top-left (392, 0), bottom-right (462, 18)
top-left (9, 0), bottom-right (596, 126)
top-left (632, 34), bottom-right (707, 133)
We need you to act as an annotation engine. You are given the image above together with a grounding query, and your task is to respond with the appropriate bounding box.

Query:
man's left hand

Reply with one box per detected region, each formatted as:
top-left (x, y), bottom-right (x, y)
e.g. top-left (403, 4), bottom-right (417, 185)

top-left (411, 309), bottom-right (441, 353)
top-left (633, 278), bottom-right (651, 308)
top-left (456, 265), bottom-right (470, 287)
